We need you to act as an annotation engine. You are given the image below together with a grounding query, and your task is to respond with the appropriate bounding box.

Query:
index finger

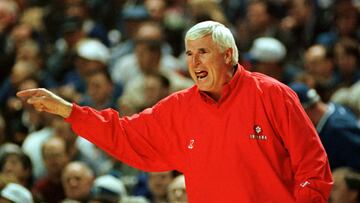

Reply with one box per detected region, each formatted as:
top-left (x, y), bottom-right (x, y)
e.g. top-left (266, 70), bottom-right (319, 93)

top-left (16, 88), bottom-right (48, 98)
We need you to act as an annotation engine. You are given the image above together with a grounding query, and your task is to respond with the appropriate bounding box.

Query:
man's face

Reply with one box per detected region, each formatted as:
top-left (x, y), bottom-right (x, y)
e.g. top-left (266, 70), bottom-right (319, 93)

top-left (148, 171), bottom-right (173, 199)
top-left (185, 35), bottom-right (233, 99)
top-left (87, 72), bottom-right (113, 106)
top-left (168, 175), bottom-right (187, 203)
top-left (135, 42), bottom-right (161, 74)
top-left (62, 163), bottom-right (93, 200)
top-left (1, 154), bottom-right (28, 181)
top-left (143, 75), bottom-right (168, 106)
top-left (42, 138), bottom-right (69, 177)
top-left (247, 2), bottom-right (270, 31)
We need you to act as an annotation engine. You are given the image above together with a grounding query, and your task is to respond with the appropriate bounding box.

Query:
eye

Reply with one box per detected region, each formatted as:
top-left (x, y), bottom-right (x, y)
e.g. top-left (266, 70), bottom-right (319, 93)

top-left (185, 51), bottom-right (192, 56)
top-left (198, 48), bottom-right (207, 54)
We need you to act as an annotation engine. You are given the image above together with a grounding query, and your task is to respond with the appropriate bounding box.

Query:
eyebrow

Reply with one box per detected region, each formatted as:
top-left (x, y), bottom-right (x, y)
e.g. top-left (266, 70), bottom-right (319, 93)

top-left (198, 48), bottom-right (207, 52)
top-left (185, 48), bottom-right (208, 55)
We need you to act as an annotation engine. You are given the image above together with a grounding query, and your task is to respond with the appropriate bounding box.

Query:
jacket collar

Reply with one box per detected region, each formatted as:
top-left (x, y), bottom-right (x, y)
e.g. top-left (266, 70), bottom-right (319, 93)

top-left (197, 64), bottom-right (243, 105)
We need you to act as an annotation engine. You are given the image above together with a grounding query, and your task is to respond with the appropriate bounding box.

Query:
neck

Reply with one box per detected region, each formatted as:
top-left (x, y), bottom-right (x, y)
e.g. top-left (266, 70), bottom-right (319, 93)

top-left (309, 103), bottom-right (328, 126)
top-left (209, 65), bottom-right (238, 102)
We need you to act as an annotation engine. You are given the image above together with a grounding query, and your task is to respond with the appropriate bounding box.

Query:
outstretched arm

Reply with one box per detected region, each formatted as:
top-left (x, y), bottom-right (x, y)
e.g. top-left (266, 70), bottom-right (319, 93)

top-left (17, 88), bottom-right (185, 172)
top-left (16, 88), bottom-right (73, 118)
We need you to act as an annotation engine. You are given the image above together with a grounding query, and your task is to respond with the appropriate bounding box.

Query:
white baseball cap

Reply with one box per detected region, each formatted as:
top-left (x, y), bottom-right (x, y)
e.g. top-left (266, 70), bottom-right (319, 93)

top-left (92, 175), bottom-right (127, 198)
top-left (76, 39), bottom-right (110, 65)
top-left (1, 183), bottom-right (33, 203)
top-left (249, 37), bottom-right (286, 63)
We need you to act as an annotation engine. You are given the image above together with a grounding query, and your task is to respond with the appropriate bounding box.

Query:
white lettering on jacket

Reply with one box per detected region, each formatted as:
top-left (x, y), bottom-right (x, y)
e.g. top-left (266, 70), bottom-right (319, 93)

top-left (188, 139), bottom-right (195, 149)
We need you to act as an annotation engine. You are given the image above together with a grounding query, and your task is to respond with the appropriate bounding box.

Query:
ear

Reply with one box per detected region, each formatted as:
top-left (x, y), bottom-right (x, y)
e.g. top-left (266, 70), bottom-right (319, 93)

top-left (224, 48), bottom-right (233, 65)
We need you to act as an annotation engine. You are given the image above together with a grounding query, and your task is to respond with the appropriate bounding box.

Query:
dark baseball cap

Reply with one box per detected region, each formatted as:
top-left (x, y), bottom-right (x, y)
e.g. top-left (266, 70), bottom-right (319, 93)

top-left (289, 82), bottom-right (320, 108)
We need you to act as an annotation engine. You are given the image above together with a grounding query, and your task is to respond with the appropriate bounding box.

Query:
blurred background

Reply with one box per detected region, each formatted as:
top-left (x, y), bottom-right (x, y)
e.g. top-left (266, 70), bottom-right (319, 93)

top-left (0, 0), bottom-right (360, 202)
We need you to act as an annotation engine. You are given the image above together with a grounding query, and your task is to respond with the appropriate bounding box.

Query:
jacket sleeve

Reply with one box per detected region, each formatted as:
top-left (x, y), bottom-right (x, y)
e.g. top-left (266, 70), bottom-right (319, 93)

top-left (266, 85), bottom-right (333, 203)
top-left (64, 99), bottom-right (186, 172)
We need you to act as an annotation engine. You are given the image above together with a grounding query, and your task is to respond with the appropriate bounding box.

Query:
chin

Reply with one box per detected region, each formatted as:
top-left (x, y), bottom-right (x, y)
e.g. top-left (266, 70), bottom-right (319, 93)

top-left (197, 86), bottom-right (208, 92)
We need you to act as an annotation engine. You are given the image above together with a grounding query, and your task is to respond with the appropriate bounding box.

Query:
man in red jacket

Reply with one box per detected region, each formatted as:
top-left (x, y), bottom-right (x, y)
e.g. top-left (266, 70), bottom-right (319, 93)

top-left (17, 21), bottom-right (333, 202)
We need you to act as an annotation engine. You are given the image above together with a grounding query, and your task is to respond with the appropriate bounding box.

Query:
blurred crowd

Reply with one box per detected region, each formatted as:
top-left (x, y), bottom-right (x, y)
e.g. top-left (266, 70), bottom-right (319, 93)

top-left (0, 0), bottom-right (360, 202)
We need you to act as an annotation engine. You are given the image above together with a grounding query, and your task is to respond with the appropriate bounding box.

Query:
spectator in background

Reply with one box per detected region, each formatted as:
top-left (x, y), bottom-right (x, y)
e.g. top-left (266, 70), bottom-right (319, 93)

top-left (167, 174), bottom-right (187, 203)
top-left (0, 143), bottom-right (21, 161)
top-left (63, 38), bottom-right (110, 94)
top-left (88, 174), bottom-right (127, 203)
top-left (18, 6), bottom-right (45, 39)
top-left (144, 0), bottom-right (166, 23)
top-left (147, 171), bottom-right (174, 203)
top-left (280, 0), bottom-right (330, 65)
top-left (219, 0), bottom-right (248, 24)
top-left (0, 57), bottom-right (55, 143)
top-left (109, 5), bottom-right (150, 67)
top-left (48, 117), bottom-right (93, 168)
top-left (329, 167), bottom-right (360, 203)
top-left (0, 182), bottom-right (33, 203)
top-left (118, 73), bottom-right (171, 116)
top-left (61, 161), bottom-right (94, 202)
top-left (303, 44), bottom-right (339, 102)
top-left (111, 21), bottom-right (187, 89)
top-left (331, 80), bottom-right (360, 117)
top-left (80, 69), bottom-right (121, 110)
top-left (333, 38), bottom-right (360, 87)
top-left (5, 14), bottom-right (56, 90)
top-left (31, 136), bottom-right (69, 203)
top-left (187, 0), bottom-right (229, 27)
top-left (21, 114), bottom-right (56, 180)
top-left (0, 150), bottom-right (33, 188)
top-left (316, 0), bottom-right (360, 48)
top-left (134, 171), bottom-right (175, 203)
top-left (22, 114), bottom-right (108, 180)
top-left (144, 0), bottom-right (185, 58)
top-left (63, 0), bottom-right (109, 46)
top-left (16, 39), bottom-right (57, 88)
top-left (46, 16), bottom-right (87, 83)
top-left (235, 0), bottom-right (283, 54)
top-left (247, 37), bottom-right (302, 84)
top-left (0, 60), bottom-right (37, 107)
top-left (290, 82), bottom-right (360, 170)
top-left (0, 61), bottom-right (42, 138)
top-left (0, 0), bottom-right (19, 83)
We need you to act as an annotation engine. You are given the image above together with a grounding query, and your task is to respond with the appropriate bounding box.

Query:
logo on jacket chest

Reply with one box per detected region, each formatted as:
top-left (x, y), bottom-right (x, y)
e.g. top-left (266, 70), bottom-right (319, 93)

top-left (249, 125), bottom-right (267, 141)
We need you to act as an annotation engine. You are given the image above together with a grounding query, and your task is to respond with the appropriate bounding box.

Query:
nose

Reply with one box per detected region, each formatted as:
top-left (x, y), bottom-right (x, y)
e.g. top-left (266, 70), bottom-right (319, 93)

top-left (192, 54), bottom-right (200, 65)
top-left (67, 177), bottom-right (78, 187)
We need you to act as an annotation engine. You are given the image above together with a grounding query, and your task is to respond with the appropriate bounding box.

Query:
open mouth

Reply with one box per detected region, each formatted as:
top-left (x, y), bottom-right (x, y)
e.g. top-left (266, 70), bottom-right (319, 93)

top-left (195, 70), bottom-right (208, 80)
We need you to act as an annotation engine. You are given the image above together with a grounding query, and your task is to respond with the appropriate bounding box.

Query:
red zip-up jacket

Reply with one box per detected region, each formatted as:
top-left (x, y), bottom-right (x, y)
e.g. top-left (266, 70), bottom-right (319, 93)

top-left (65, 65), bottom-right (333, 202)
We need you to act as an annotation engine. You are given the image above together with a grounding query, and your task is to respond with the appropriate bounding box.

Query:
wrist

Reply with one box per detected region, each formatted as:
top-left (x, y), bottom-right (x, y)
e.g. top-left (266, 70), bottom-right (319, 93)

top-left (61, 102), bottom-right (73, 118)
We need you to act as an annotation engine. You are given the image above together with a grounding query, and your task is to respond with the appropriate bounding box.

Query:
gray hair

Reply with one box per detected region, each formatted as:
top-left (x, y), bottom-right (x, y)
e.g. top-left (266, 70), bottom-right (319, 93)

top-left (185, 21), bottom-right (239, 66)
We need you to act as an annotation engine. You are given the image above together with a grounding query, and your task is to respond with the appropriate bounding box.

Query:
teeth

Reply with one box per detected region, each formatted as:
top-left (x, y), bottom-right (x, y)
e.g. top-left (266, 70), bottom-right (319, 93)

top-left (195, 71), bottom-right (208, 79)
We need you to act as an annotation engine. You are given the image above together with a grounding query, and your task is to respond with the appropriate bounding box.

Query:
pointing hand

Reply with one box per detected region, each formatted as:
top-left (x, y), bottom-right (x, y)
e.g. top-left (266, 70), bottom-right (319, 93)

top-left (16, 88), bottom-right (73, 118)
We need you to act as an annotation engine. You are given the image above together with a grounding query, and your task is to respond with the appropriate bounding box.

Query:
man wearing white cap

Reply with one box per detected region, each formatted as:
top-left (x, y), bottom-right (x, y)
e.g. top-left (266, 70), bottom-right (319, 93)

top-left (248, 37), bottom-right (302, 84)
top-left (63, 38), bottom-right (110, 94)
